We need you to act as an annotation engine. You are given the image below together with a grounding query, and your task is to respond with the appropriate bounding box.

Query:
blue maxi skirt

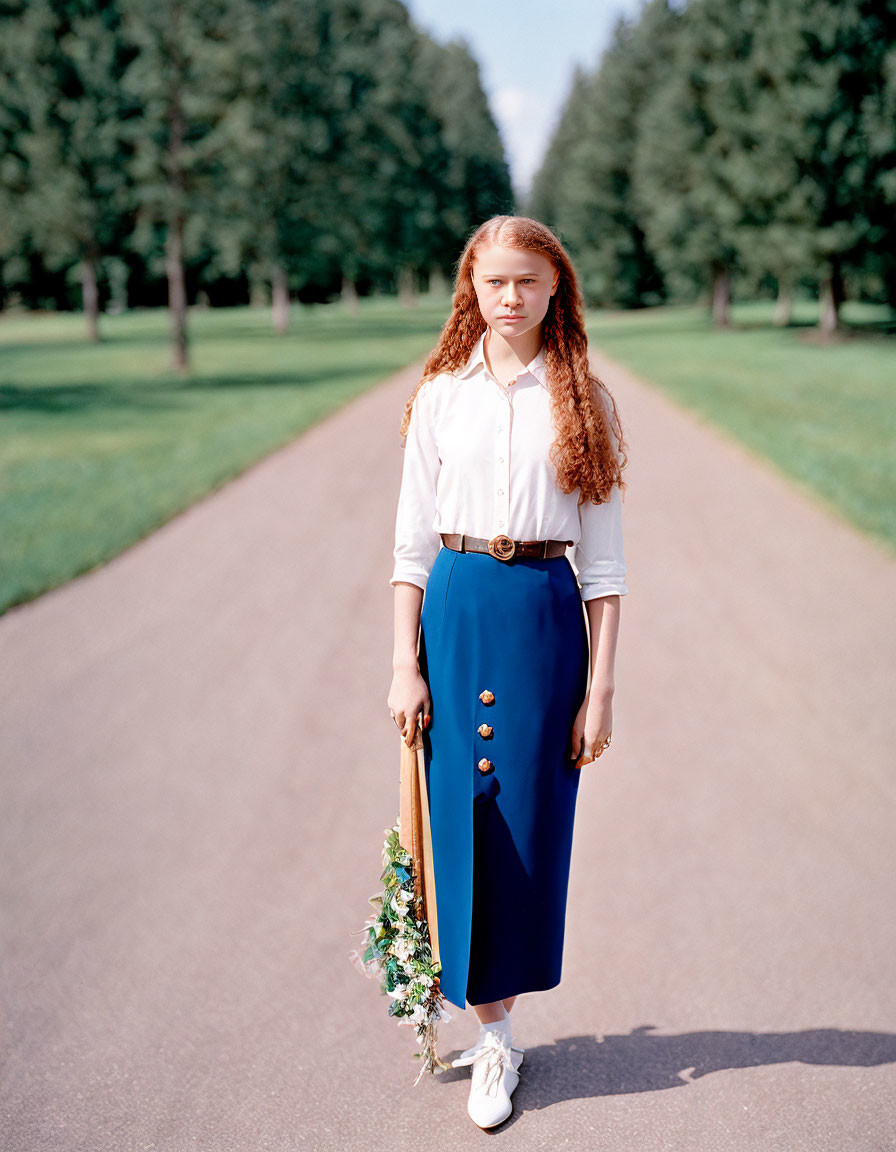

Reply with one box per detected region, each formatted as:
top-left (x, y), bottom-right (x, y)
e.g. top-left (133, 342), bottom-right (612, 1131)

top-left (418, 546), bottom-right (589, 1009)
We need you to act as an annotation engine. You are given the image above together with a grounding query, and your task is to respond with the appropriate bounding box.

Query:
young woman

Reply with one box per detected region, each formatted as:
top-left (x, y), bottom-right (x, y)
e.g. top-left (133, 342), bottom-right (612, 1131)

top-left (387, 215), bottom-right (627, 1129)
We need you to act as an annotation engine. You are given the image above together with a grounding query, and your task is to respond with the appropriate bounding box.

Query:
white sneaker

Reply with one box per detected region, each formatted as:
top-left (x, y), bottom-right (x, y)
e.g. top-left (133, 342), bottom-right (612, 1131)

top-left (452, 1010), bottom-right (524, 1068)
top-left (466, 1031), bottom-right (522, 1129)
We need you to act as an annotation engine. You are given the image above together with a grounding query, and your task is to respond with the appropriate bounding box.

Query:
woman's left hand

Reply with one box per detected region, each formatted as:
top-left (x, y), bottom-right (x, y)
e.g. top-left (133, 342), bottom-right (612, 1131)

top-left (570, 686), bottom-right (614, 769)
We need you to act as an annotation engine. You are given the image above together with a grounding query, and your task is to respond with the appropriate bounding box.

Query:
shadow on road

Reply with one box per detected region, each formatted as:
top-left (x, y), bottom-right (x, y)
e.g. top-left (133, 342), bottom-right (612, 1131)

top-left (440, 1024), bottom-right (896, 1120)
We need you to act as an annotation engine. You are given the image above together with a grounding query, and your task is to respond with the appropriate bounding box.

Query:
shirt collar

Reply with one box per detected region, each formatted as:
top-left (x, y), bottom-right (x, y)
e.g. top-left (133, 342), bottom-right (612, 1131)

top-left (456, 330), bottom-right (548, 387)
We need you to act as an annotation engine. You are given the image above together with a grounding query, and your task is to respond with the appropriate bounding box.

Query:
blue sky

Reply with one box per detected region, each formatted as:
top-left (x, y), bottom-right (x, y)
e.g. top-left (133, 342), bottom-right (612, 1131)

top-left (405, 0), bottom-right (647, 196)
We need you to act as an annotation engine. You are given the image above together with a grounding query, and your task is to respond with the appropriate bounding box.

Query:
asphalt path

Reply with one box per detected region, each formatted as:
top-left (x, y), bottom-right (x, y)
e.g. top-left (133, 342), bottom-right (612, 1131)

top-left (2, 350), bottom-right (895, 1151)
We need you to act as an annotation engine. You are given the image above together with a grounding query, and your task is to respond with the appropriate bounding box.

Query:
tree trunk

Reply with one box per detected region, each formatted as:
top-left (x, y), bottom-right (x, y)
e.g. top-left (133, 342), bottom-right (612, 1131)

top-left (165, 211), bottom-right (189, 374)
top-left (165, 47), bottom-right (189, 374)
top-left (427, 266), bottom-right (448, 297)
top-left (341, 275), bottom-right (359, 316)
top-left (773, 281), bottom-right (793, 327)
top-left (272, 265), bottom-right (290, 333)
top-left (81, 251), bottom-right (100, 342)
top-left (397, 266), bottom-right (417, 307)
top-left (711, 264), bottom-right (730, 328)
top-left (819, 260), bottom-right (845, 335)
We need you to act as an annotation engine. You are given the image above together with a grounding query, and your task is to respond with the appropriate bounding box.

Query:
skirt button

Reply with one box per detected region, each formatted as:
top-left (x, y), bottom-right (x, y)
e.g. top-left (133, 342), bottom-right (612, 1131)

top-left (479, 690), bottom-right (495, 705)
top-left (477, 758), bottom-right (494, 774)
top-left (477, 723), bottom-right (494, 739)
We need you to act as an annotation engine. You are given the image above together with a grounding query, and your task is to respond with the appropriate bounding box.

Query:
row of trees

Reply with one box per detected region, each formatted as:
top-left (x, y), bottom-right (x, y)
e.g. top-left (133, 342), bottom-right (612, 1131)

top-left (530, 0), bottom-right (896, 331)
top-left (0, 0), bottom-right (512, 366)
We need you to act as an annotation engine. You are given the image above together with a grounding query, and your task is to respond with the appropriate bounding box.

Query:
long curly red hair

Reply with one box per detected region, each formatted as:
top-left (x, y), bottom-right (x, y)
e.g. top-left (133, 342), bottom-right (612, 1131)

top-left (400, 215), bottom-right (627, 503)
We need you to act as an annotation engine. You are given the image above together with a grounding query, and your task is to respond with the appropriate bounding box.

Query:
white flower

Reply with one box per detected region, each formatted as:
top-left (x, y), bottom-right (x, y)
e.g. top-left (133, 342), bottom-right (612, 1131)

top-left (391, 889), bottom-right (410, 916)
top-left (390, 937), bottom-right (413, 962)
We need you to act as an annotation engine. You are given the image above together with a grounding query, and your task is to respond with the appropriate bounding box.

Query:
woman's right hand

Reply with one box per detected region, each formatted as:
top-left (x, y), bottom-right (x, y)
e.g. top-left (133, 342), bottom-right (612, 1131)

top-left (387, 663), bottom-right (432, 746)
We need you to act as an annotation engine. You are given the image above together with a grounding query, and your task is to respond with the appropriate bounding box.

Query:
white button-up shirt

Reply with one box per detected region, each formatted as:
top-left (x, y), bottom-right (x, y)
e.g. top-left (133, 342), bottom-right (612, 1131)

top-left (390, 332), bottom-right (627, 600)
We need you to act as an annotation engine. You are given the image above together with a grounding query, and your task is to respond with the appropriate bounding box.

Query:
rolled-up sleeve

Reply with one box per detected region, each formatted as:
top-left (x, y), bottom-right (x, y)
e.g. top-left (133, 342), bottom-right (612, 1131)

top-left (574, 483), bottom-right (628, 600)
top-left (390, 383), bottom-right (442, 591)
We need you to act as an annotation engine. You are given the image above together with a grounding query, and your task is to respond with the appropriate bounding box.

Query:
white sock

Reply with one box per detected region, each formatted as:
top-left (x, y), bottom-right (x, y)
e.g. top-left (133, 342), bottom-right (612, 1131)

top-left (481, 1008), bottom-right (513, 1045)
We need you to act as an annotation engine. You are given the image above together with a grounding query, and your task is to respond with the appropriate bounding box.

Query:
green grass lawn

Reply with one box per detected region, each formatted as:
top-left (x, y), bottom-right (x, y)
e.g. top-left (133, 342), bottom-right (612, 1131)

top-left (587, 300), bottom-right (896, 554)
top-left (0, 298), bottom-right (447, 614)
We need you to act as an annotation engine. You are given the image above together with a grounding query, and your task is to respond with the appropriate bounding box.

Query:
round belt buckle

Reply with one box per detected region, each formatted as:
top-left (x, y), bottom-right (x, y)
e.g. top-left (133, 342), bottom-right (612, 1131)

top-left (488, 534), bottom-right (516, 561)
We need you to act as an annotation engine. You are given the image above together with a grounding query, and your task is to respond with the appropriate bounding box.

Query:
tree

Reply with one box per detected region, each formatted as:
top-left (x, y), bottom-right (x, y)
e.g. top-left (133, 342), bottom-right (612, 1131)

top-left (206, 0), bottom-right (335, 331)
top-left (682, 0), bottom-right (896, 332)
top-left (1, 0), bottom-right (516, 321)
top-left (529, 68), bottom-right (592, 239)
top-left (756, 0), bottom-right (896, 332)
top-left (633, 0), bottom-right (764, 326)
top-left (317, 0), bottom-right (453, 297)
top-left (858, 4), bottom-right (896, 312)
top-left (531, 3), bottom-right (677, 308)
top-left (120, 0), bottom-right (244, 370)
top-left (0, 1), bottom-right (31, 308)
top-left (414, 34), bottom-right (513, 277)
top-left (0, 0), bottom-right (134, 338)
top-left (213, 6), bottom-right (511, 321)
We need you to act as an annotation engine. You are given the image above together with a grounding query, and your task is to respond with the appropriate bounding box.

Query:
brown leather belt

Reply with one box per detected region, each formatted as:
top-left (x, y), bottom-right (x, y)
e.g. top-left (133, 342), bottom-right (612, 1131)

top-left (440, 532), bottom-right (571, 561)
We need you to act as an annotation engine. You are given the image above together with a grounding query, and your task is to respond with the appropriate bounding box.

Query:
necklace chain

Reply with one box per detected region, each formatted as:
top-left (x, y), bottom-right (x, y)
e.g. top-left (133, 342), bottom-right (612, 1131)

top-left (485, 329), bottom-right (523, 390)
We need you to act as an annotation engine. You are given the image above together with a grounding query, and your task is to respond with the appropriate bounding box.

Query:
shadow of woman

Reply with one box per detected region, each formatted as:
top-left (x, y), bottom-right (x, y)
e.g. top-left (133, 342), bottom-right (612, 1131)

top-left (440, 1024), bottom-right (896, 1121)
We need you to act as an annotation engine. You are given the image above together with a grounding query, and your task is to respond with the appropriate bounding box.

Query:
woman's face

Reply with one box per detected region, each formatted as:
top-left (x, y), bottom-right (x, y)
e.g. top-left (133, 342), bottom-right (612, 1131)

top-left (470, 243), bottom-right (559, 343)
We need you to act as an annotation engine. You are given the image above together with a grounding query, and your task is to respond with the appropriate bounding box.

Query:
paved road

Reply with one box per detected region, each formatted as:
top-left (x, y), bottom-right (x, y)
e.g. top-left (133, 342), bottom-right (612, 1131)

top-left (2, 352), bottom-right (895, 1151)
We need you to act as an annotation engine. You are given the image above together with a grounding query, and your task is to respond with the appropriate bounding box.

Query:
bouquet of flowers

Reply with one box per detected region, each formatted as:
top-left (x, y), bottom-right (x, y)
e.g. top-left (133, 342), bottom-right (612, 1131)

top-left (350, 818), bottom-right (451, 1084)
